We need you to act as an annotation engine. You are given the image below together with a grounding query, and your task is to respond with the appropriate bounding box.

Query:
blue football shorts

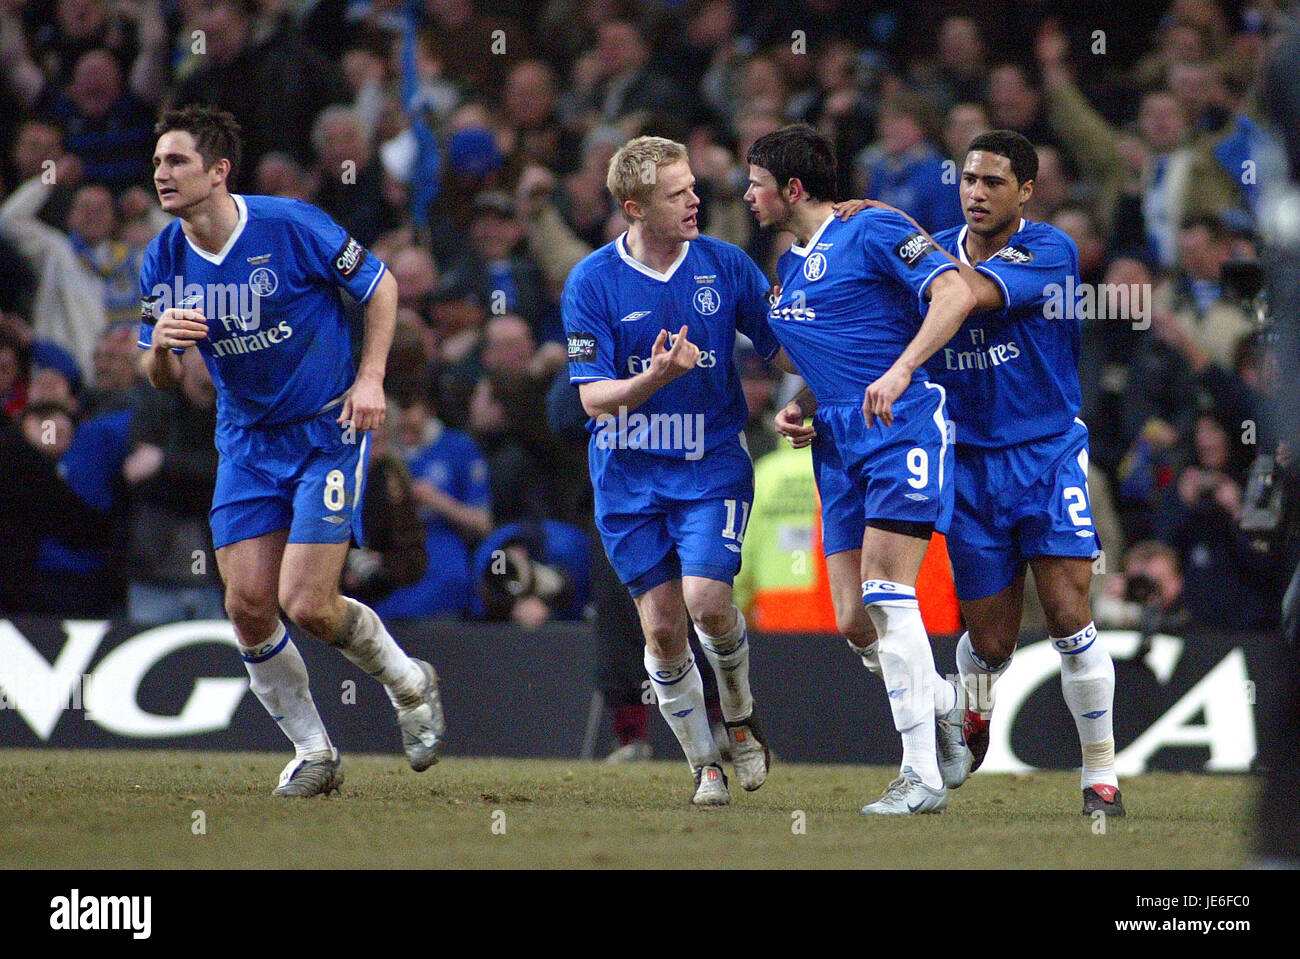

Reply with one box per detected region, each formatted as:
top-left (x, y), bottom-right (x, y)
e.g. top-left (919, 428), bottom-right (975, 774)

top-left (590, 433), bottom-right (753, 597)
top-left (946, 417), bottom-right (1102, 601)
top-left (814, 381), bottom-right (955, 556)
top-left (210, 408), bottom-right (369, 551)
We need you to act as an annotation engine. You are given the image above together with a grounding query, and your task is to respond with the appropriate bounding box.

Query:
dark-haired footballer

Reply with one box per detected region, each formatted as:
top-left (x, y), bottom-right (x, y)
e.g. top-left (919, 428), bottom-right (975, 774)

top-left (835, 130), bottom-right (1123, 817)
top-left (138, 105), bottom-right (444, 797)
top-left (745, 124), bottom-right (977, 815)
top-left (928, 131), bottom-right (1122, 816)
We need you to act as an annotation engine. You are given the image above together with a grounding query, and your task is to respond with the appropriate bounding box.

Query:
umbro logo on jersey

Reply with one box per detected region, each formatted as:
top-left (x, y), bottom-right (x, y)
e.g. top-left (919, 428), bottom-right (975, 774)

top-left (619, 310), bottom-right (652, 323)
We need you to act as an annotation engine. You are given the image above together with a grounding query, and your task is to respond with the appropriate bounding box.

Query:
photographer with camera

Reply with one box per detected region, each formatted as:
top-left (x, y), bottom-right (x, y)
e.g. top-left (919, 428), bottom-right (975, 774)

top-left (473, 520), bottom-right (590, 628)
top-left (1096, 540), bottom-right (1192, 636)
top-left (1151, 411), bottom-right (1282, 631)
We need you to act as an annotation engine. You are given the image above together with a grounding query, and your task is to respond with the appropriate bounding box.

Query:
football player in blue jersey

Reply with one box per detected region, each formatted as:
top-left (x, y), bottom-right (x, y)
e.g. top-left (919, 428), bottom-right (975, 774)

top-left (932, 131), bottom-right (1122, 815)
top-left (562, 135), bottom-right (790, 805)
top-left (831, 130), bottom-right (1124, 816)
top-left (745, 124), bottom-right (977, 815)
top-left (139, 105), bottom-right (445, 797)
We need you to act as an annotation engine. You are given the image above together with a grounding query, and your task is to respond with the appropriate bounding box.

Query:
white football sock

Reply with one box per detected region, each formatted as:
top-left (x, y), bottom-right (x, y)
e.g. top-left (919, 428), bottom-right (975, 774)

top-left (695, 605), bottom-right (753, 722)
top-left (852, 632), bottom-right (954, 715)
top-left (1054, 623), bottom-right (1118, 789)
top-left (863, 580), bottom-right (941, 789)
top-left (933, 673), bottom-right (958, 715)
top-left (644, 648), bottom-right (720, 770)
top-left (956, 631), bottom-right (1012, 718)
top-left (329, 597), bottom-right (425, 708)
top-left (846, 637), bottom-right (882, 676)
top-left (241, 621), bottom-right (333, 759)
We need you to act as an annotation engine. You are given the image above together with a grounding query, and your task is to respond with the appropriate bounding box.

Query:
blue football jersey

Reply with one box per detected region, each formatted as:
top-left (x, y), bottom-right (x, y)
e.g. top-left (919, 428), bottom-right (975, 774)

top-left (768, 209), bottom-right (958, 405)
top-left (138, 194), bottom-right (387, 429)
top-left (924, 219), bottom-right (1083, 448)
top-left (562, 233), bottom-right (778, 459)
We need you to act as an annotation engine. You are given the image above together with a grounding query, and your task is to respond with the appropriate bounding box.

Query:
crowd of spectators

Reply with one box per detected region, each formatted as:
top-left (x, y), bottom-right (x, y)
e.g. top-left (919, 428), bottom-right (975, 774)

top-left (0, 0), bottom-right (1292, 635)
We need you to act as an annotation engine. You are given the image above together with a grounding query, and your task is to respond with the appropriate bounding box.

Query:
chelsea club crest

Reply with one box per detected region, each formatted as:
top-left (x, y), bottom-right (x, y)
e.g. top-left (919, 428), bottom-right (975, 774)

top-left (249, 267), bottom-right (278, 297)
top-left (693, 287), bottom-right (720, 315)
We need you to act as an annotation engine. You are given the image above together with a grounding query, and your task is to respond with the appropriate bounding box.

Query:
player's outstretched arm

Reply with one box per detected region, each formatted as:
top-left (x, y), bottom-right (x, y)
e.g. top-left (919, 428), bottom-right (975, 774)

top-left (864, 269), bottom-right (974, 427)
top-left (578, 325), bottom-right (699, 419)
top-left (342, 269), bottom-right (398, 433)
top-left (142, 308), bottom-right (207, 388)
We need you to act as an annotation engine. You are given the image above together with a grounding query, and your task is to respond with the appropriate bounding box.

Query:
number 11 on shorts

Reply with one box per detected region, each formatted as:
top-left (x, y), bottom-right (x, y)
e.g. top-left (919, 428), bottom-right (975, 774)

top-left (723, 498), bottom-right (751, 545)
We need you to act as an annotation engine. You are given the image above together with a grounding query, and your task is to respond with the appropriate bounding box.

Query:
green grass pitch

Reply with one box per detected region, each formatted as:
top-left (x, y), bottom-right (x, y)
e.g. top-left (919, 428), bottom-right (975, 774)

top-left (0, 751), bottom-right (1252, 869)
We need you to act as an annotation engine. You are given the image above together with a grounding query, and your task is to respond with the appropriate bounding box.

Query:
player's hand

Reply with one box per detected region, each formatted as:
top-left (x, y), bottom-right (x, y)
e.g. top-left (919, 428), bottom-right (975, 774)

top-left (833, 197), bottom-right (908, 222)
top-left (862, 365), bottom-right (911, 428)
top-left (341, 376), bottom-right (386, 432)
top-left (153, 308), bottom-right (208, 351)
top-left (832, 198), bottom-right (933, 242)
top-left (648, 325), bottom-right (700, 385)
top-left (833, 197), bottom-right (875, 220)
top-left (775, 399), bottom-right (816, 448)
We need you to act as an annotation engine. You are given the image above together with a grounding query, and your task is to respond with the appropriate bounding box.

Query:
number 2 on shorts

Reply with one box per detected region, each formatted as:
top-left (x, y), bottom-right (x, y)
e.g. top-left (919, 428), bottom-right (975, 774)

top-left (1064, 485), bottom-right (1091, 526)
